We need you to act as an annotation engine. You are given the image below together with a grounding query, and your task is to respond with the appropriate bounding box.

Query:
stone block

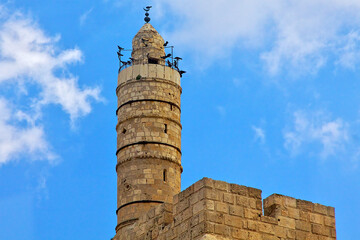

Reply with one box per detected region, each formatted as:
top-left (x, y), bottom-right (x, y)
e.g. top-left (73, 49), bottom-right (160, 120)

top-left (261, 216), bottom-right (278, 225)
top-left (312, 224), bottom-right (330, 236)
top-left (297, 199), bottom-right (314, 212)
top-left (327, 207), bottom-right (335, 217)
top-left (193, 200), bottom-right (207, 215)
top-left (309, 213), bottom-right (324, 224)
top-left (139, 64), bottom-right (148, 78)
top-left (236, 195), bottom-right (249, 206)
top-left (277, 216), bottom-right (296, 229)
top-left (262, 234), bottom-right (279, 240)
top-left (324, 216), bottom-right (335, 228)
top-left (244, 208), bottom-right (261, 220)
top-left (230, 184), bottom-right (248, 196)
top-left (126, 66), bottom-right (133, 80)
top-left (132, 64), bottom-right (140, 79)
top-left (214, 224), bottom-right (231, 237)
top-left (274, 226), bottom-right (287, 238)
top-left (247, 220), bottom-right (258, 231)
top-left (194, 178), bottom-right (215, 192)
top-left (248, 187), bottom-right (262, 199)
top-left (215, 202), bottom-right (229, 214)
top-left (206, 211), bottom-right (225, 224)
top-left (156, 64), bottom-right (165, 78)
top-left (214, 180), bottom-right (229, 192)
top-left (232, 228), bottom-right (248, 239)
top-left (164, 66), bottom-right (172, 81)
top-left (258, 222), bottom-right (275, 235)
top-left (296, 220), bottom-right (311, 232)
top-left (229, 205), bottom-right (244, 217)
top-left (314, 204), bottom-right (328, 215)
top-left (224, 215), bottom-right (242, 228)
top-left (223, 193), bottom-right (234, 204)
top-left (248, 231), bottom-right (262, 240)
top-left (200, 188), bottom-right (221, 201)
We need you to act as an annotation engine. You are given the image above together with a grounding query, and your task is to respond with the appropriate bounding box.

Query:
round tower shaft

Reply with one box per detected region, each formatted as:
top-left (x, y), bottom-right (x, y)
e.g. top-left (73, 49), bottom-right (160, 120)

top-left (115, 23), bottom-right (182, 232)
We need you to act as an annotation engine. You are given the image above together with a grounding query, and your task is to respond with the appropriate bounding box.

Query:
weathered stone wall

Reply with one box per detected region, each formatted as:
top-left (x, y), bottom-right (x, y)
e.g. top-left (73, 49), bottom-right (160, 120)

top-left (115, 178), bottom-right (336, 240)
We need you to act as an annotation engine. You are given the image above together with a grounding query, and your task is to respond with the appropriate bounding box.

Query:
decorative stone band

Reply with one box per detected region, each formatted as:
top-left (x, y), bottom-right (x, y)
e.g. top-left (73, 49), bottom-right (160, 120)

top-left (116, 101), bottom-right (180, 124)
top-left (116, 141), bottom-right (181, 155)
top-left (115, 155), bottom-right (183, 172)
top-left (115, 218), bottom-right (138, 232)
top-left (116, 79), bottom-right (181, 109)
top-left (116, 200), bottom-right (164, 215)
top-left (116, 99), bottom-right (181, 116)
top-left (117, 64), bottom-right (181, 86)
top-left (116, 115), bottom-right (182, 132)
top-left (116, 78), bottom-right (182, 96)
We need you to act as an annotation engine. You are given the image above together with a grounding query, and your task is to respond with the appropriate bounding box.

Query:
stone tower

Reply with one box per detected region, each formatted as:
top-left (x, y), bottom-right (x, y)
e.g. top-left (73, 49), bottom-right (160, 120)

top-left (115, 23), bottom-right (182, 236)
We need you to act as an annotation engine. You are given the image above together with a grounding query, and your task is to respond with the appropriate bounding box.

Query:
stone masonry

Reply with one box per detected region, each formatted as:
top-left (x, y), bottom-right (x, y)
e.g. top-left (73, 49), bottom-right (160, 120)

top-left (113, 22), bottom-right (336, 240)
top-left (115, 23), bottom-right (182, 237)
top-left (116, 178), bottom-right (336, 240)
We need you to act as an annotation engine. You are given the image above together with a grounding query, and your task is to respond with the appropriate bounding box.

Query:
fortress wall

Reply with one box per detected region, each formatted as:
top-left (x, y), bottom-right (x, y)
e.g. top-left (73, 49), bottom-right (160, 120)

top-left (116, 178), bottom-right (336, 240)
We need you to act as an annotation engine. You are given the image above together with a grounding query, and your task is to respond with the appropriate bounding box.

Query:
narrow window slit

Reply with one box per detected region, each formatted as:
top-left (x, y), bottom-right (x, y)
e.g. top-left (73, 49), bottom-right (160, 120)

top-left (122, 128), bottom-right (127, 134)
top-left (163, 169), bottom-right (167, 182)
top-left (164, 124), bottom-right (168, 133)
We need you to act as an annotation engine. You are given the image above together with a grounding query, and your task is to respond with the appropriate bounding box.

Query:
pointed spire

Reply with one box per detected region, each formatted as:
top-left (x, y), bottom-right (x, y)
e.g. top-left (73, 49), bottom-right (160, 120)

top-left (132, 23), bottom-right (165, 65)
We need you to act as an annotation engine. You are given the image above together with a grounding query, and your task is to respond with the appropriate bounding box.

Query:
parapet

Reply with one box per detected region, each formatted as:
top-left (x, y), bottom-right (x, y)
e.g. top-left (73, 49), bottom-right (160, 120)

top-left (114, 178), bottom-right (336, 240)
top-left (117, 64), bottom-right (181, 86)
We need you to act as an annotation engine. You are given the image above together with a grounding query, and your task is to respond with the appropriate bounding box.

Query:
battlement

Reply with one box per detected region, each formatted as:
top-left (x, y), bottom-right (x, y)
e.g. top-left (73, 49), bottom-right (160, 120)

top-left (115, 178), bottom-right (336, 240)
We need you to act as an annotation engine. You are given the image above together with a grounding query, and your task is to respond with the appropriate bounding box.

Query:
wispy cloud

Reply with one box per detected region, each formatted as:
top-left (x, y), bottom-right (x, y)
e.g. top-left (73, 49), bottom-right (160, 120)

top-left (284, 110), bottom-right (349, 159)
top-left (252, 126), bottom-right (266, 144)
top-left (79, 7), bottom-right (93, 26)
top-left (336, 31), bottom-right (360, 69)
top-left (0, 98), bottom-right (56, 165)
top-left (155, 0), bottom-right (360, 74)
top-left (216, 105), bottom-right (226, 117)
top-left (0, 8), bottom-right (101, 164)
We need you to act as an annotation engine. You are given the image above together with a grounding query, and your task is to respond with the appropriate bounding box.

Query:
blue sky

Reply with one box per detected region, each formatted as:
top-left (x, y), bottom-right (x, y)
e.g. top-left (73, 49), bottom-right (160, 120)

top-left (0, 0), bottom-right (359, 239)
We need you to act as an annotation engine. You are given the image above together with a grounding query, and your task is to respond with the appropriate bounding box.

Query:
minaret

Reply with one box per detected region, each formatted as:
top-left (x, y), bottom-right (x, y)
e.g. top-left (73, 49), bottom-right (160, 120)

top-left (114, 12), bottom-right (182, 235)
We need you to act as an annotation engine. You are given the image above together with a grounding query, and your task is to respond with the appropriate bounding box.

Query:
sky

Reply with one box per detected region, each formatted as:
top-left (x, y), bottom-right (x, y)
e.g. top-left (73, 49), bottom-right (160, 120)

top-left (0, 0), bottom-right (359, 239)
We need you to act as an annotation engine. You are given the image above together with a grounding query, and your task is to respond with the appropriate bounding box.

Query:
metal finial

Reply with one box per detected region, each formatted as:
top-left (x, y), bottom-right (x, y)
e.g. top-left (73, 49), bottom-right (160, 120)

top-left (143, 6), bottom-right (152, 23)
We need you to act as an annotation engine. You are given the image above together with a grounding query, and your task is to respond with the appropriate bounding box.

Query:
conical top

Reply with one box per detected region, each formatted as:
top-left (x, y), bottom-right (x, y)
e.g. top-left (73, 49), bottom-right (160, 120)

top-left (132, 23), bottom-right (165, 65)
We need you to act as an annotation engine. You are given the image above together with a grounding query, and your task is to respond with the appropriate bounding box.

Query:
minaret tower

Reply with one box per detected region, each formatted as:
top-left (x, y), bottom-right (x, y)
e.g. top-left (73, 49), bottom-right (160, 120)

top-left (115, 10), bottom-right (182, 235)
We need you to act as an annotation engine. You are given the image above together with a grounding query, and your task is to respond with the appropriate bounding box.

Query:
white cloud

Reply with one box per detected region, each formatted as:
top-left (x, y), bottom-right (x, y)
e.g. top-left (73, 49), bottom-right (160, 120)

top-left (79, 8), bottom-right (93, 26)
top-left (336, 31), bottom-right (360, 69)
top-left (0, 8), bottom-right (101, 164)
top-left (0, 98), bottom-right (56, 165)
top-left (284, 111), bottom-right (349, 159)
top-left (155, 0), bottom-right (360, 74)
top-left (252, 126), bottom-right (266, 144)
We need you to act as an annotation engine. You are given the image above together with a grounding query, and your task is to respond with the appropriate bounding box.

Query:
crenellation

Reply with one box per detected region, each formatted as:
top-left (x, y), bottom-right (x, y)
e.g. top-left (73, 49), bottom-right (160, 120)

top-left (114, 177), bottom-right (336, 240)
